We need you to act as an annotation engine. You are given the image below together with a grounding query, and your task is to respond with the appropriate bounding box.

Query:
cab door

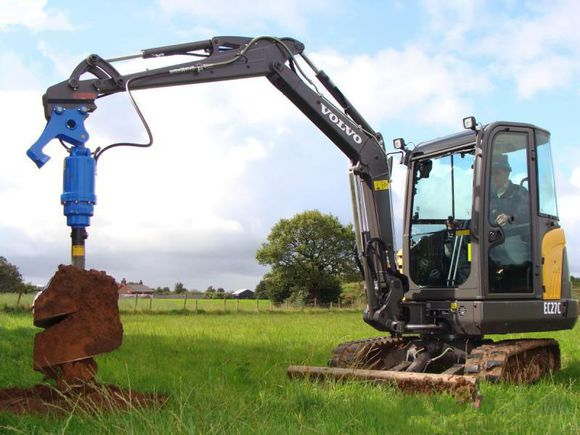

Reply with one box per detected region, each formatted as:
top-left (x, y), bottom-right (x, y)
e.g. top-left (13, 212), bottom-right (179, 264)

top-left (484, 125), bottom-right (539, 298)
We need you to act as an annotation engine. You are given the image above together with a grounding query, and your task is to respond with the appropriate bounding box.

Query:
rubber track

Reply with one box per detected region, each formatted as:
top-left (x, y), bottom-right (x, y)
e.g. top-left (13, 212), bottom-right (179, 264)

top-left (329, 336), bottom-right (414, 370)
top-left (330, 336), bottom-right (561, 385)
top-left (464, 338), bottom-right (560, 383)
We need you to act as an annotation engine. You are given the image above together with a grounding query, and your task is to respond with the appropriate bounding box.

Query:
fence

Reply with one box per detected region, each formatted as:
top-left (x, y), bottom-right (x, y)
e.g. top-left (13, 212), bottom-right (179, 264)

top-left (0, 293), bottom-right (366, 314)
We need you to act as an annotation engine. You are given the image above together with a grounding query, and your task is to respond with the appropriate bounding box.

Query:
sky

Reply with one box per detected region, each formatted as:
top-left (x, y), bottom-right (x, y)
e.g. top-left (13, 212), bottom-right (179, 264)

top-left (0, 0), bottom-right (579, 291)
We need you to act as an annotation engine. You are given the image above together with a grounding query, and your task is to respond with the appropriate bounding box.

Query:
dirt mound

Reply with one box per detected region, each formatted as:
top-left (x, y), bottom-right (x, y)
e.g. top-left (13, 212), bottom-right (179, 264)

top-left (33, 265), bottom-right (123, 386)
top-left (0, 384), bottom-right (166, 415)
top-left (0, 266), bottom-right (165, 415)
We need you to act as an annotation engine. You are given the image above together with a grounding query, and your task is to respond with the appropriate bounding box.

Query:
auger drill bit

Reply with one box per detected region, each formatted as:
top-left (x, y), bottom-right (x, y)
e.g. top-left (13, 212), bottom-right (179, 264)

top-left (33, 266), bottom-right (123, 389)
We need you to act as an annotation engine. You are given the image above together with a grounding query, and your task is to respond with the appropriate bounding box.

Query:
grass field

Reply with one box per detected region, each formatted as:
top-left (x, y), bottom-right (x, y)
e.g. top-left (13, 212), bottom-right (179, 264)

top-left (0, 293), bottom-right (365, 314)
top-left (0, 306), bottom-right (578, 434)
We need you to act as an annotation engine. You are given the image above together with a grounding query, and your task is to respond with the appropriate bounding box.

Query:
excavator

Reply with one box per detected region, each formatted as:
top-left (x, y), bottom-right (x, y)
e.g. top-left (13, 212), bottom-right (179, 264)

top-left (27, 36), bottom-right (577, 396)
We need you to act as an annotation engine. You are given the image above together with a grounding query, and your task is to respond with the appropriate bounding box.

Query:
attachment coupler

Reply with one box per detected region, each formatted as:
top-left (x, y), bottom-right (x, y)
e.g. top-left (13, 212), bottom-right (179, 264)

top-left (27, 106), bottom-right (96, 269)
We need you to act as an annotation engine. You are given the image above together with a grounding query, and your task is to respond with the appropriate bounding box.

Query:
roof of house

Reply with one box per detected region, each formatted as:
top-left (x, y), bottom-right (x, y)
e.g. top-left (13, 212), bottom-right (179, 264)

top-left (232, 288), bottom-right (254, 295)
top-left (119, 280), bottom-right (154, 294)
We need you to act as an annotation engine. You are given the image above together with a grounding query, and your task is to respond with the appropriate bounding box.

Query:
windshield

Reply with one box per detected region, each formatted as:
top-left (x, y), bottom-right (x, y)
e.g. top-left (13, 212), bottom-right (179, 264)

top-left (409, 149), bottom-right (475, 287)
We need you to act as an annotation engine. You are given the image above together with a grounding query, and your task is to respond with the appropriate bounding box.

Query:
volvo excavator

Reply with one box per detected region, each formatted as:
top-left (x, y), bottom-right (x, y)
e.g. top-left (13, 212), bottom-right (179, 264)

top-left (27, 36), bottom-right (577, 397)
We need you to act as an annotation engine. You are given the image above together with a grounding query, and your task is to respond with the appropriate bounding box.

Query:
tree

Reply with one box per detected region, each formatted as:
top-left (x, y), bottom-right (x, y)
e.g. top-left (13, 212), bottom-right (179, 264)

top-left (155, 286), bottom-right (171, 294)
top-left (205, 285), bottom-right (216, 299)
top-left (0, 256), bottom-right (24, 293)
top-left (254, 279), bottom-right (269, 299)
top-left (174, 282), bottom-right (187, 294)
top-left (255, 271), bottom-right (293, 303)
top-left (256, 210), bottom-right (359, 303)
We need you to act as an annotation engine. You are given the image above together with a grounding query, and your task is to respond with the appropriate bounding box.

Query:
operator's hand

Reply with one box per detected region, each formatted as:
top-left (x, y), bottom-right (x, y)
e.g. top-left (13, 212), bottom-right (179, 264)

top-left (495, 213), bottom-right (512, 226)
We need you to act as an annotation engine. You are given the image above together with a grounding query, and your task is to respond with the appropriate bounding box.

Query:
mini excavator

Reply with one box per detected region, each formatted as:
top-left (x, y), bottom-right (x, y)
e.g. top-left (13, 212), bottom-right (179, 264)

top-left (28, 36), bottom-right (577, 395)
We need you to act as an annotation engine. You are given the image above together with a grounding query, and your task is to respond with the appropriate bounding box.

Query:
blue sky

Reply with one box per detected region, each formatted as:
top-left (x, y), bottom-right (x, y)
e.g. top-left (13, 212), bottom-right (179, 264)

top-left (0, 0), bottom-right (579, 290)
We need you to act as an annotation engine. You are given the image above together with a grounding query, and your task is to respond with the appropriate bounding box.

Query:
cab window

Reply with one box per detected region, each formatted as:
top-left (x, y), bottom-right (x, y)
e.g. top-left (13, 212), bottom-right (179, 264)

top-left (409, 149), bottom-right (474, 287)
top-left (536, 131), bottom-right (559, 218)
top-left (488, 132), bottom-right (533, 293)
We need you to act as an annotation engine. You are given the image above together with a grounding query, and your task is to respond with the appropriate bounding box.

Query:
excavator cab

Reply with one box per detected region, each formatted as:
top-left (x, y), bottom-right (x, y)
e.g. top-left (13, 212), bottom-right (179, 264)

top-left (312, 121), bottom-right (575, 394)
top-left (401, 121), bottom-right (577, 336)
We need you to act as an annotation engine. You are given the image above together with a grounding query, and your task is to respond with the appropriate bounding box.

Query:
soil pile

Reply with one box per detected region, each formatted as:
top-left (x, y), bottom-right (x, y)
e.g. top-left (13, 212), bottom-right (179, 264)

top-left (33, 265), bottom-right (123, 386)
top-left (0, 384), bottom-right (166, 415)
top-left (0, 266), bottom-right (163, 415)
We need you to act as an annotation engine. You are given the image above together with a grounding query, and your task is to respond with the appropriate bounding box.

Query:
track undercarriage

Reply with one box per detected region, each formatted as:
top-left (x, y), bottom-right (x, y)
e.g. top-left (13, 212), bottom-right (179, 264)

top-left (287, 335), bottom-right (561, 400)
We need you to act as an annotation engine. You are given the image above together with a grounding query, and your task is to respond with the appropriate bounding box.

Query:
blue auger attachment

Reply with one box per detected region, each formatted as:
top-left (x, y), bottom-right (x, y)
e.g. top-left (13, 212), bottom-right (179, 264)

top-left (27, 106), bottom-right (90, 168)
top-left (27, 105), bottom-right (96, 232)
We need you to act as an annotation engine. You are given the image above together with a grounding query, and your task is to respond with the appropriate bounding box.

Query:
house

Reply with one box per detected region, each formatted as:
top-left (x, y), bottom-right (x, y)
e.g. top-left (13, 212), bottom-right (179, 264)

top-left (232, 288), bottom-right (255, 299)
top-left (118, 279), bottom-right (154, 297)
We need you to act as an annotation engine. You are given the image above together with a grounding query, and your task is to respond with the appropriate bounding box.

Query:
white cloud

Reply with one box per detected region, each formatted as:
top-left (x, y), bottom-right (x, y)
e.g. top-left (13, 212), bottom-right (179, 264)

top-left (36, 40), bottom-right (82, 77)
top-left (156, 0), bottom-right (332, 33)
top-left (311, 47), bottom-right (490, 128)
top-left (569, 168), bottom-right (580, 189)
top-left (0, 52), bottom-right (43, 90)
top-left (0, 0), bottom-right (74, 32)
top-left (422, 0), bottom-right (580, 99)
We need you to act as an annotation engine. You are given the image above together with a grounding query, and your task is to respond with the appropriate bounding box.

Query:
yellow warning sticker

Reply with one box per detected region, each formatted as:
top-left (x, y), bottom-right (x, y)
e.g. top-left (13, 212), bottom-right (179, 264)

top-left (456, 229), bottom-right (470, 236)
top-left (72, 245), bottom-right (85, 257)
top-left (374, 180), bottom-right (390, 191)
top-left (467, 243), bottom-right (472, 262)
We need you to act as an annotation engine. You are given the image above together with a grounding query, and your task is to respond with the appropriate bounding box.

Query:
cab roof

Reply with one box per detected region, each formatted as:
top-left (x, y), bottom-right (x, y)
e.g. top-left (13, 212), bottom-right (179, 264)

top-left (410, 129), bottom-right (476, 159)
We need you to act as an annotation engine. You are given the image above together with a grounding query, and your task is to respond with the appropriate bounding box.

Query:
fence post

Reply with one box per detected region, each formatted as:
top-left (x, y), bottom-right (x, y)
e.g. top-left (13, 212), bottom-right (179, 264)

top-left (195, 298), bottom-right (198, 313)
top-left (149, 296), bottom-right (153, 311)
top-left (286, 300), bottom-right (289, 311)
top-left (338, 298), bottom-right (341, 310)
top-left (183, 292), bottom-right (188, 310)
top-left (223, 294), bottom-right (227, 311)
top-left (134, 294), bottom-right (138, 312)
top-left (314, 297), bottom-right (317, 309)
top-left (256, 298), bottom-right (259, 312)
top-left (269, 301), bottom-right (272, 312)
top-left (330, 301), bottom-right (333, 311)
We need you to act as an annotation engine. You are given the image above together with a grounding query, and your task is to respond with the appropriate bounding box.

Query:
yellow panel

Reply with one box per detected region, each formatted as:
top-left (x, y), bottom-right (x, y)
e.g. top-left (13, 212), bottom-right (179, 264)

top-left (72, 245), bottom-right (85, 257)
top-left (374, 180), bottom-right (390, 191)
top-left (542, 228), bottom-right (565, 300)
top-left (396, 248), bottom-right (403, 274)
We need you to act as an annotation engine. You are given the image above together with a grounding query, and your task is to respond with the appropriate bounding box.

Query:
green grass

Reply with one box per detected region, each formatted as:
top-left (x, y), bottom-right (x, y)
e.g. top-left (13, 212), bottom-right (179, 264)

top-left (0, 293), bottom-right (363, 314)
top-left (0, 310), bottom-right (578, 434)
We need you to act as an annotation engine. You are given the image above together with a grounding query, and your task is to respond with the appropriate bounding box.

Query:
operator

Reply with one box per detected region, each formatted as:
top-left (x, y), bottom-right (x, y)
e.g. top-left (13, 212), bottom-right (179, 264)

top-left (489, 153), bottom-right (531, 266)
top-left (490, 154), bottom-right (529, 227)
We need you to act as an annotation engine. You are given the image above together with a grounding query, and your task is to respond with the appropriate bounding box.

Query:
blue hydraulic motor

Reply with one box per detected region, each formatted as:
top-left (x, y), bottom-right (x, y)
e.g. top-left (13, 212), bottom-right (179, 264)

top-left (27, 106), bottom-right (96, 269)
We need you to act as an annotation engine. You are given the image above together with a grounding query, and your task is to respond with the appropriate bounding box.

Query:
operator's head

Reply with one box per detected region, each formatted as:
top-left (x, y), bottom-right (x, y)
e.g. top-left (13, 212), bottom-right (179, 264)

top-left (491, 154), bottom-right (511, 188)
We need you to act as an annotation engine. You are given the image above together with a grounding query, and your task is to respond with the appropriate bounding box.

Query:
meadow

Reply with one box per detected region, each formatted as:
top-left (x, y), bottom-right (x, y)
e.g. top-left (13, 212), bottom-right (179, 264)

top-left (0, 293), bottom-right (364, 314)
top-left (0, 299), bottom-right (578, 434)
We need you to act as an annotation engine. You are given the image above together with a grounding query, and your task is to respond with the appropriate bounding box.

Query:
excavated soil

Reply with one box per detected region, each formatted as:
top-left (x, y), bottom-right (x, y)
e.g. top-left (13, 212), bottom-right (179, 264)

top-left (33, 265), bottom-right (123, 382)
top-left (0, 384), bottom-right (166, 415)
top-left (0, 265), bottom-right (165, 415)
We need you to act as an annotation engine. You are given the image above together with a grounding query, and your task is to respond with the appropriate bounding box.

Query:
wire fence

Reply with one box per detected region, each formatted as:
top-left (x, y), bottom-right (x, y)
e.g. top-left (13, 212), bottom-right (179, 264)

top-left (0, 293), bottom-right (367, 314)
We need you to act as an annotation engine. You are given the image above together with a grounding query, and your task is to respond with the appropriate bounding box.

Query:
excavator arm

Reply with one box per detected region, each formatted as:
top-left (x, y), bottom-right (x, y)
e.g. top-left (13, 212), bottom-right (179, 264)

top-left (28, 36), bottom-right (408, 333)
